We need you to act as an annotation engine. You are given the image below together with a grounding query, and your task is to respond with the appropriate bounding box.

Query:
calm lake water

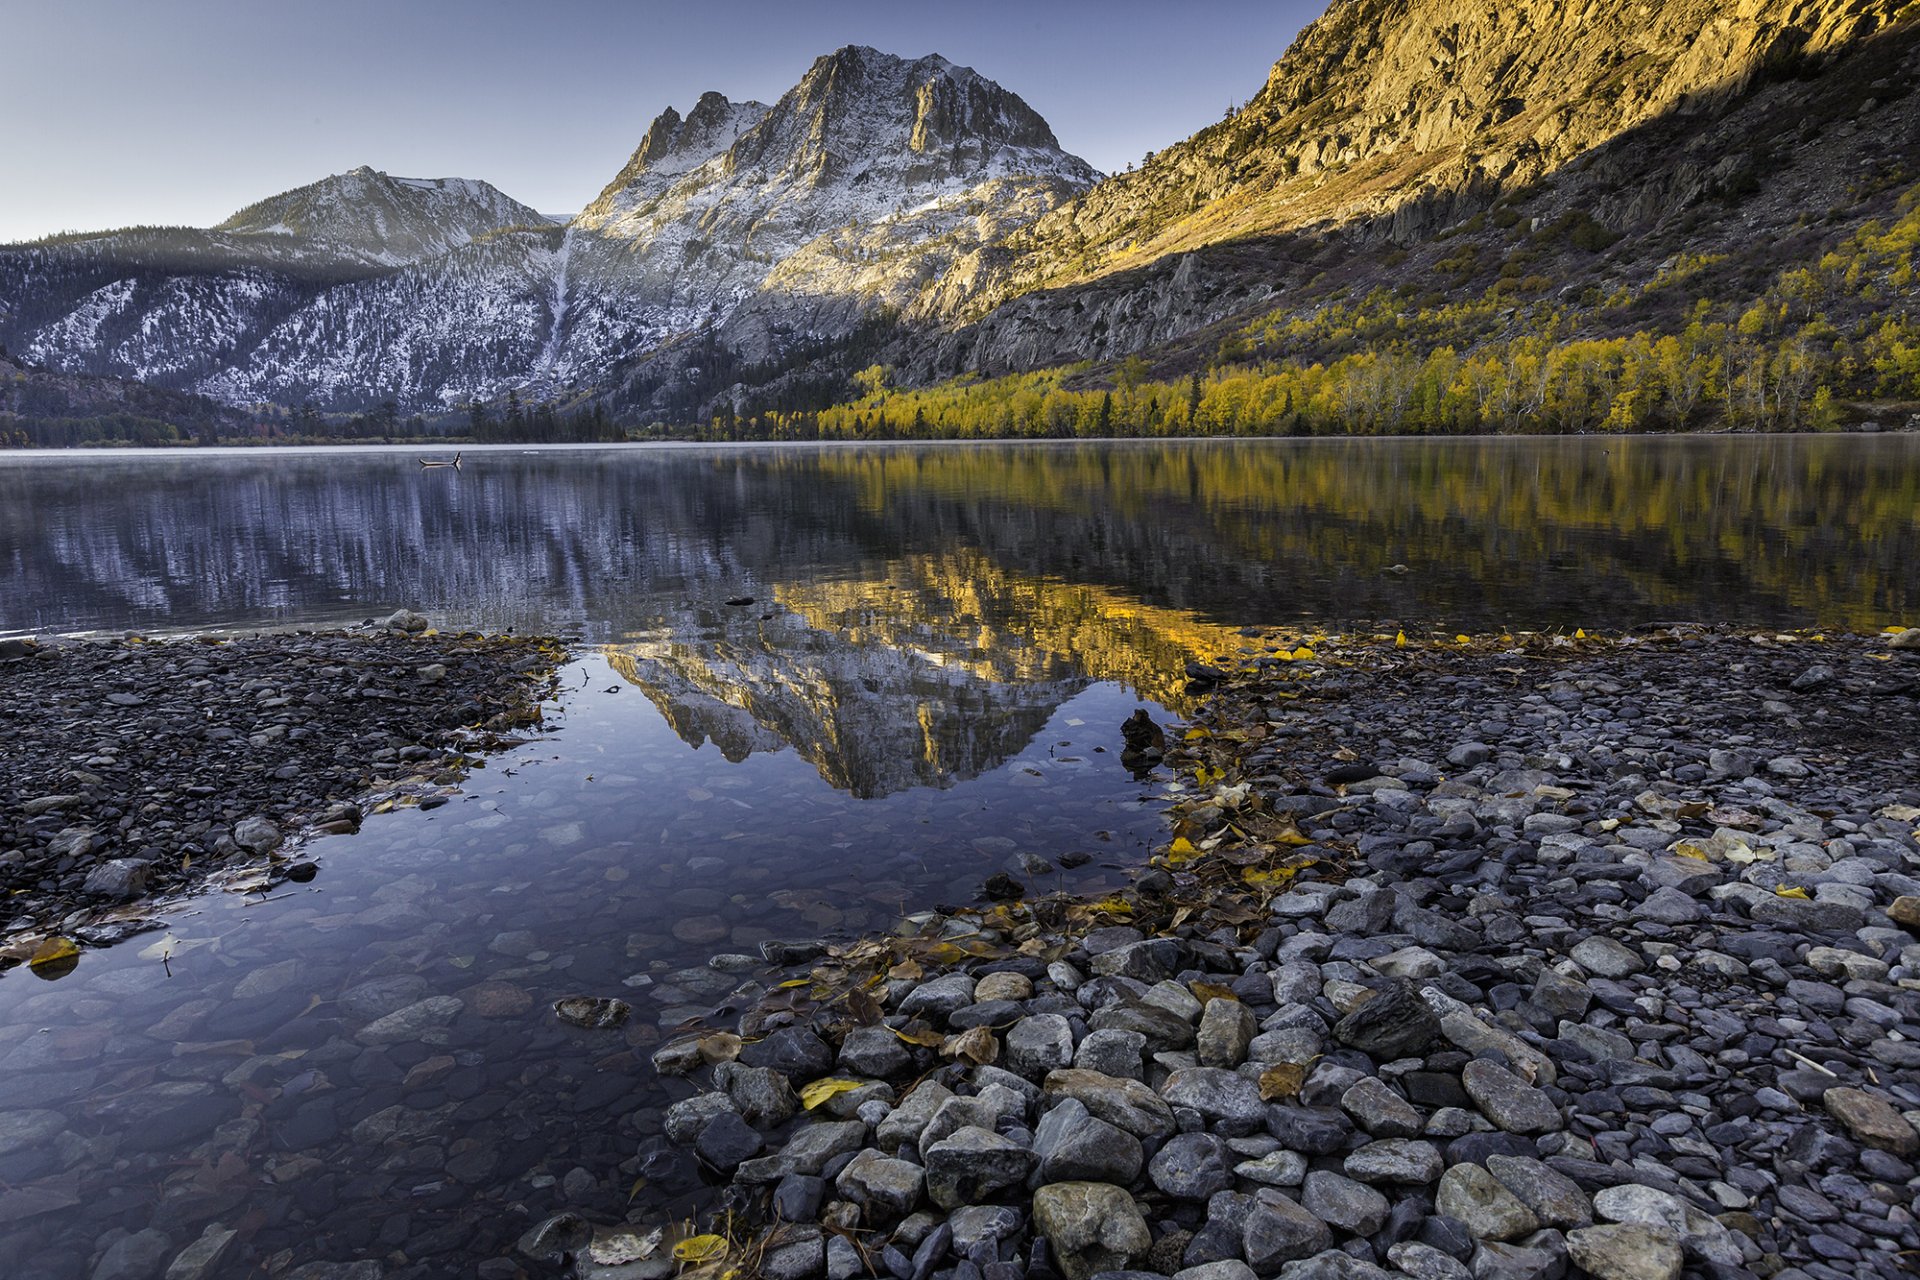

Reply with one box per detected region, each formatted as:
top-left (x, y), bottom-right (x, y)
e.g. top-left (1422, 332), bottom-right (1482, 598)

top-left (0, 436), bottom-right (1917, 1277)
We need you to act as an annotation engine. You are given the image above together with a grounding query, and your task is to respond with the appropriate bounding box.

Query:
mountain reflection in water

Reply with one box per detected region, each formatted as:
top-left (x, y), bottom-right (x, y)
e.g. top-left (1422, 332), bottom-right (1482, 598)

top-left (4, 436), bottom-right (1918, 794)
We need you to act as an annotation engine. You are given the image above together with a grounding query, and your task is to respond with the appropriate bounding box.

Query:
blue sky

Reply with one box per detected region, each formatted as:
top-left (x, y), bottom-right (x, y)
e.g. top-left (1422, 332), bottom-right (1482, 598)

top-left (0, 0), bottom-right (1323, 242)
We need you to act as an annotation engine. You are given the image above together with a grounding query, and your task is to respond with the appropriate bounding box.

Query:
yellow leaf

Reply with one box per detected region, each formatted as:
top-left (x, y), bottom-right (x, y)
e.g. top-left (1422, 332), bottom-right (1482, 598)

top-left (1274, 827), bottom-right (1313, 847)
top-left (1673, 842), bottom-right (1710, 861)
top-left (1165, 837), bottom-right (1201, 865)
top-left (1189, 981), bottom-right (1237, 1004)
top-left (1775, 886), bottom-right (1811, 899)
top-left (1089, 896), bottom-right (1134, 916)
top-left (891, 1023), bottom-right (945, 1048)
top-left (1291, 646), bottom-right (1315, 660)
top-left (1455, 634), bottom-right (1471, 645)
top-left (1242, 866), bottom-right (1298, 887)
top-left (28, 936), bottom-right (79, 971)
top-left (1394, 631), bottom-right (1407, 647)
top-left (673, 1235), bottom-right (728, 1264)
top-left (799, 1078), bottom-right (867, 1109)
top-left (777, 978), bottom-right (810, 989)
top-left (1184, 728), bottom-right (1210, 741)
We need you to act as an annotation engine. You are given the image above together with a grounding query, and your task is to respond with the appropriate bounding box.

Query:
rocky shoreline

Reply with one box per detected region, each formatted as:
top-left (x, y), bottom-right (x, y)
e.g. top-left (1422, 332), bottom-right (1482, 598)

top-left (558, 628), bottom-right (1920, 1280)
top-left (0, 617), bottom-right (565, 970)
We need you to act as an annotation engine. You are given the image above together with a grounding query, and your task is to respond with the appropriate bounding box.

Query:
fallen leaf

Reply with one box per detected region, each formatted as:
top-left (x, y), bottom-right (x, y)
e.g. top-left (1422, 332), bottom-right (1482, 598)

top-left (672, 1235), bottom-right (728, 1264)
top-left (945, 1027), bottom-right (998, 1066)
top-left (1775, 886), bottom-right (1811, 899)
top-left (1258, 1063), bottom-right (1308, 1100)
top-left (890, 1022), bottom-right (945, 1048)
top-left (1189, 981), bottom-right (1237, 1004)
top-left (799, 1078), bottom-right (867, 1109)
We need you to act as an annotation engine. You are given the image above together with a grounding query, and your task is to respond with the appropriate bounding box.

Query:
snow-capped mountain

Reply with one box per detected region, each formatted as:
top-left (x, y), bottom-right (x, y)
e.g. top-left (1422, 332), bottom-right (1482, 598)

top-left (0, 47), bottom-right (1096, 414)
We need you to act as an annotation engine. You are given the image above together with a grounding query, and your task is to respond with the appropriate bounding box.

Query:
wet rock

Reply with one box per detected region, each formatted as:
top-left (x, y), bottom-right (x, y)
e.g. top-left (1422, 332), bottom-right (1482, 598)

top-left (91, 1229), bottom-right (172, 1280)
top-left (899, 973), bottom-right (977, 1020)
top-left (162, 1224), bottom-right (237, 1280)
top-left (763, 1226), bottom-right (827, 1280)
top-left (718, 1063), bottom-right (799, 1128)
top-left (232, 816), bottom-right (282, 854)
top-left (1031, 1182), bottom-right (1152, 1280)
top-left (82, 858), bottom-right (151, 899)
top-left (553, 995), bottom-right (631, 1029)
top-left (695, 1112), bottom-right (766, 1172)
top-left (736, 1121), bottom-right (870, 1183)
top-left (839, 1026), bottom-right (913, 1079)
top-left (741, 1027), bottom-right (835, 1078)
top-left (354, 995), bottom-right (463, 1044)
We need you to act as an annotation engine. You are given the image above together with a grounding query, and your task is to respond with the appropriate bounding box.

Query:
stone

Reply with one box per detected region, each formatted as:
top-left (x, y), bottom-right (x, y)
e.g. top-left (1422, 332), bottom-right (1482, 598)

top-left (741, 1028), bottom-right (835, 1078)
top-left (1888, 895), bottom-right (1920, 930)
top-left (231, 815), bottom-right (282, 854)
top-left (1565, 1223), bottom-right (1683, 1280)
top-left (93, 1229), bottom-right (173, 1280)
top-left (876, 1082), bottom-right (954, 1150)
top-left (1197, 997), bottom-right (1258, 1068)
top-left (1300, 1170), bottom-right (1390, 1236)
top-left (694, 1112), bottom-right (764, 1172)
top-left (898, 973), bottom-right (977, 1020)
top-left (1174, 1263), bottom-right (1257, 1280)
top-left (1822, 1086), bottom-right (1920, 1155)
top-left (1149, 1132), bottom-right (1234, 1200)
top-left (839, 1025), bottom-right (912, 1079)
top-left (1568, 936), bottom-right (1644, 978)
top-left (719, 1063), bottom-right (799, 1127)
top-left (1031, 1182), bottom-right (1152, 1280)
top-left (163, 1224), bottom-right (238, 1280)
top-left (924, 1125), bottom-right (1034, 1210)
top-left (1385, 1243), bottom-right (1471, 1280)
top-left (1241, 1191), bottom-right (1334, 1274)
top-left (763, 1226), bottom-right (827, 1280)
top-left (553, 995), bottom-right (631, 1029)
top-left (1331, 982), bottom-right (1438, 1059)
top-left (354, 995), bottom-right (462, 1044)
top-left (1006, 1014), bottom-right (1077, 1079)
top-left (1343, 1138), bottom-right (1443, 1184)
top-left (975, 971), bottom-right (1034, 1001)
top-left (1461, 1060), bottom-right (1560, 1134)
top-left (1485, 1154), bottom-right (1591, 1228)
top-left (1633, 886), bottom-right (1703, 924)
top-left (836, 1148), bottom-right (925, 1220)
top-left (736, 1121), bottom-right (869, 1183)
top-left (1044, 1069), bottom-right (1177, 1138)
top-left (1075, 1029), bottom-right (1148, 1079)
top-left (1434, 1164), bottom-right (1540, 1241)
top-left (83, 858), bottom-right (150, 899)
top-left (1340, 1076), bottom-right (1423, 1138)
top-left (1590, 1184), bottom-right (1739, 1266)
top-left (1160, 1067), bottom-right (1266, 1128)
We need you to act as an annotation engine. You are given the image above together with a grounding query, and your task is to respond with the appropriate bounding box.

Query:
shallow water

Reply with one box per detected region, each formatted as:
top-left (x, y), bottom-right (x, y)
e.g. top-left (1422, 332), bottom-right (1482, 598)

top-left (1, 436), bottom-right (1917, 1276)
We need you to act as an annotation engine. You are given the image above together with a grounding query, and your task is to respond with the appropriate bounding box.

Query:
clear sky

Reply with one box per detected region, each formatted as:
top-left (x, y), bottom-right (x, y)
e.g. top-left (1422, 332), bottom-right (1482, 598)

top-left (0, 0), bottom-right (1324, 243)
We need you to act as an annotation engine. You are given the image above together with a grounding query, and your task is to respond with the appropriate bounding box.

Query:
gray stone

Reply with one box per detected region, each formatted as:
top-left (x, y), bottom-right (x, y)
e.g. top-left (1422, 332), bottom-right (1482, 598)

top-left (1197, 998), bottom-right (1258, 1068)
top-left (762, 1226), bottom-right (827, 1280)
top-left (1032, 1182), bottom-right (1152, 1280)
top-left (1435, 1164), bottom-right (1540, 1241)
top-left (718, 1063), bottom-right (799, 1128)
top-left (1343, 1138), bottom-right (1443, 1184)
top-left (92, 1229), bottom-right (173, 1280)
top-left (1241, 1191), bottom-right (1335, 1274)
top-left (1461, 1060), bottom-right (1560, 1134)
top-left (836, 1148), bottom-right (925, 1220)
top-left (694, 1112), bottom-right (764, 1171)
top-left (163, 1224), bottom-right (238, 1280)
top-left (949, 1205), bottom-right (1025, 1256)
top-left (232, 816), bottom-right (282, 854)
top-left (1300, 1169), bottom-right (1390, 1236)
top-left (1590, 1183), bottom-right (1739, 1266)
top-left (839, 1025), bottom-right (912, 1078)
top-left (1075, 1028), bottom-right (1148, 1079)
top-left (1006, 1014), bottom-right (1077, 1080)
top-left (1235, 1150), bottom-right (1308, 1187)
top-left (1340, 1076), bottom-right (1423, 1138)
top-left (1160, 1067), bottom-right (1266, 1128)
top-left (1485, 1154), bottom-right (1591, 1228)
top-left (1633, 886), bottom-right (1703, 924)
top-left (1034, 1098), bottom-right (1143, 1185)
top-left (1044, 1069), bottom-right (1176, 1138)
top-left (1568, 936), bottom-right (1644, 978)
top-left (924, 1125), bottom-right (1034, 1210)
top-left (1174, 1263), bottom-right (1257, 1280)
top-left (736, 1121), bottom-right (869, 1183)
top-left (354, 995), bottom-right (462, 1044)
top-left (1384, 1242), bottom-right (1472, 1280)
top-left (1565, 1223), bottom-right (1682, 1280)
top-left (1331, 982), bottom-right (1438, 1059)
top-left (898, 973), bottom-right (977, 1019)
top-left (876, 1082), bottom-right (953, 1150)
top-left (83, 858), bottom-right (151, 899)
top-left (0, 1109), bottom-right (67, 1157)
top-left (1149, 1132), bottom-right (1234, 1200)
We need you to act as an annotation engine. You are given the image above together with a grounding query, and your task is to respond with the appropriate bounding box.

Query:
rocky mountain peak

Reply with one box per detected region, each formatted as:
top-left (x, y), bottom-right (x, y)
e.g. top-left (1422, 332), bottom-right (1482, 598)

top-left (214, 166), bottom-right (547, 264)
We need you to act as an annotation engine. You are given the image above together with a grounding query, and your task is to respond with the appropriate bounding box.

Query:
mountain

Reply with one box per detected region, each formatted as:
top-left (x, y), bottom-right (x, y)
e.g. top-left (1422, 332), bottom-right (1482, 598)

top-left (894, 0), bottom-right (1920, 396)
top-left (214, 165), bottom-right (552, 264)
top-left (0, 48), bottom-right (1096, 415)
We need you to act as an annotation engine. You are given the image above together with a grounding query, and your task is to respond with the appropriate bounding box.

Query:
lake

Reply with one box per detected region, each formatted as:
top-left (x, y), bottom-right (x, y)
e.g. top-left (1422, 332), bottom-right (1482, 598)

top-left (0, 435), bottom-right (1916, 1276)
